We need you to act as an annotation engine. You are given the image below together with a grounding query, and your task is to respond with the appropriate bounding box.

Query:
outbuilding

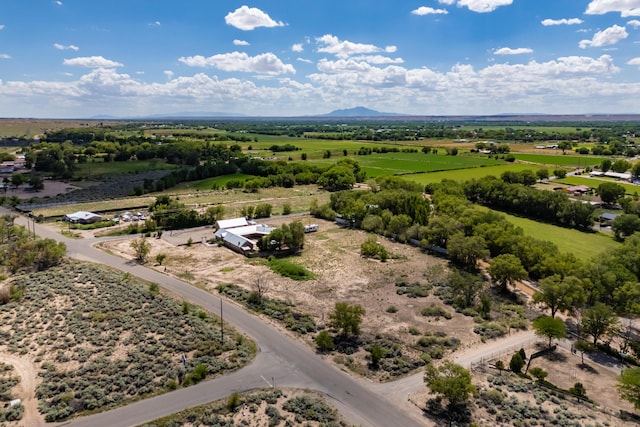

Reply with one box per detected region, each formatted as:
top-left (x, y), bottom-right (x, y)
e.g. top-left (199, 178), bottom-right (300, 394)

top-left (65, 211), bottom-right (102, 224)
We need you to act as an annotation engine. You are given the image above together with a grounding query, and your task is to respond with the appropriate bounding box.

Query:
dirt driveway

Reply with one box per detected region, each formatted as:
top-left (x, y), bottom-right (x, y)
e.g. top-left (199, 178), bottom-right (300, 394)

top-left (0, 352), bottom-right (44, 426)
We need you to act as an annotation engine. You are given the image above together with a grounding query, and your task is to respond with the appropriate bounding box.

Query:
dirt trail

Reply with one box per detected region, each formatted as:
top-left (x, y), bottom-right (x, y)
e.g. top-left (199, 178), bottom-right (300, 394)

top-left (0, 352), bottom-right (44, 427)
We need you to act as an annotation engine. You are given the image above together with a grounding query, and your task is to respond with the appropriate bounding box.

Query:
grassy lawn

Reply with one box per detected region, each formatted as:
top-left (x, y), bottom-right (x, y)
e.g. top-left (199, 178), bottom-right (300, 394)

top-left (513, 153), bottom-right (604, 167)
top-left (484, 208), bottom-right (619, 261)
top-left (556, 176), bottom-right (640, 195)
top-left (74, 159), bottom-right (177, 178)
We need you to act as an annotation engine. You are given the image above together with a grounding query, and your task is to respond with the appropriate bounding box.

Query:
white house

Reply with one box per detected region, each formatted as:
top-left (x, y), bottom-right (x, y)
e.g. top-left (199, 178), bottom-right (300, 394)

top-left (65, 211), bottom-right (102, 224)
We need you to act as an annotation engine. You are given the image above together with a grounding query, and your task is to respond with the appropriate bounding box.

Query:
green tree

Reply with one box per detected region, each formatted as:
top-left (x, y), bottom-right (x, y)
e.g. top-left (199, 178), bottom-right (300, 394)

top-left (575, 340), bottom-right (596, 365)
top-left (28, 174), bottom-right (44, 191)
top-left (130, 237), bottom-right (151, 264)
top-left (10, 173), bottom-right (25, 188)
top-left (530, 367), bottom-right (548, 382)
top-left (618, 367), bottom-right (640, 409)
top-left (532, 315), bottom-right (567, 347)
top-left (448, 270), bottom-right (484, 309)
top-left (597, 182), bottom-right (626, 205)
top-left (488, 253), bottom-right (527, 292)
top-left (612, 214), bottom-right (640, 241)
top-left (536, 169), bottom-right (549, 181)
top-left (315, 330), bottom-right (335, 352)
top-left (558, 141), bottom-right (572, 154)
top-left (155, 253), bottom-right (167, 265)
top-left (368, 344), bottom-right (386, 369)
top-left (317, 165), bottom-right (355, 191)
top-left (424, 361), bottom-right (476, 410)
top-left (611, 159), bottom-right (631, 173)
top-left (569, 382), bottom-right (587, 402)
top-left (329, 302), bottom-right (365, 338)
top-left (447, 233), bottom-right (489, 271)
top-left (601, 158), bottom-right (612, 172)
top-left (581, 303), bottom-right (620, 346)
top-left (204, 205), bottom-right (225, 224)
top-left (509, 352), bottom-right (524, 373)
top-left (532, 275), bottom-right (585, 318)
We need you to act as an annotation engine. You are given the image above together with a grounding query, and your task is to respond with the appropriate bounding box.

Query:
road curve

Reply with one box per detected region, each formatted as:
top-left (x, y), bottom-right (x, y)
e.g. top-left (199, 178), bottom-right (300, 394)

top-left (8, 213), bottom-right (427, 427)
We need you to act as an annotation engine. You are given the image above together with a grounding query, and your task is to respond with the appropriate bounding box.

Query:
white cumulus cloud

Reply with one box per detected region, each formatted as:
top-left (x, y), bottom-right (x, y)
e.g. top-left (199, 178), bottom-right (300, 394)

top-left (586, 0), bottom-right (640, 17)
top-left (164, 70), bottom-right (174, 79)
top-left (438, 0), bottom-right (456, 4)
top-left (352, 55), bottom-right (404, 64)
top-left (0, 25), bottom-right (4, 30)
top-left (178, 51), bottom-right (295, 75)
top-left (411, 6), bottom-right (448, 15)
top-left (628, 19), bottom-right (640, 27)
top-left (579, 25), bottom-right (628, 48)
top-left (292, 43), bottom-right (304, 52)
top-left (541, 18), bottom-right (583, 26)
top-left (457, 0), bottom-right (513, 13)
top-left (316, 34), bottom-right (391, 59)
top-left (233, 39), bottom-right (250, 46)
top-left (0, 54), bottom-right (11, 60)
top-left (627, 57), bottom-right (640, 65)
top-left (63, 56), bottom-right (122, 68)
top-left (494, 47), bottom-right (533, 55)
top-left (54, 43), bottom-right (79, 51)
top-left (225, 6), bottom-right (284, 31)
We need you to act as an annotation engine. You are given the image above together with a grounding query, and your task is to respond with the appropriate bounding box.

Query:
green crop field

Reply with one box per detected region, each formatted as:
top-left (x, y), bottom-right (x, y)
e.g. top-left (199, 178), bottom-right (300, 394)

top-left (479, 207), bottom-right (619, 261)
top-left (513, 153), bottom-right (604, 167)
top-left (402, 163), bottom-right (540, 185)
top-left (556, 176), bottom-right (640, 195)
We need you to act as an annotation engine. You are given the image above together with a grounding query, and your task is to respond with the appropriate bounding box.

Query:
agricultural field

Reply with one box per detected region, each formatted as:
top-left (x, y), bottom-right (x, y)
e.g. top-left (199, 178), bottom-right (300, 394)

top-left (480, 207), bottom-right (619, 261)
top-left (512, 153), bottom-right (604, 167)
top-left (402, 163), bottom-right (540, 185)
top-left (0, 262), bottom-right (255, 423)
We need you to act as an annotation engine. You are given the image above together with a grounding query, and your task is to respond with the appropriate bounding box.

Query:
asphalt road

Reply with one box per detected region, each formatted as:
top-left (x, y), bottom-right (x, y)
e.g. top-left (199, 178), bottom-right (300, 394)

top-left (7, 213), bottom-right (427, 427)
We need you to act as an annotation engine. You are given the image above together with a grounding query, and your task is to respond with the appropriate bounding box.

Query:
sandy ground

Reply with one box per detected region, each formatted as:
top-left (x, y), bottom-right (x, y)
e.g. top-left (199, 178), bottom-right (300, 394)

top-left (0, 352), bottom-right (45, 427)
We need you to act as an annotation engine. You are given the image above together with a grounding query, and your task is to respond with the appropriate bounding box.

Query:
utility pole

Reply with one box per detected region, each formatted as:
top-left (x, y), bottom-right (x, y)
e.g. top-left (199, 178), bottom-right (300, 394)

top-left (220, 298), bottom-right (223, 343)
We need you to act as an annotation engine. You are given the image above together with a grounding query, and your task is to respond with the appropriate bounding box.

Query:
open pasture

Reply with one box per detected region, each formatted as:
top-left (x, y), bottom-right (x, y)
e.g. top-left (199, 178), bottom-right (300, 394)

top-left (513, 153), bottom-right (603, 167)
top-left (484, 208), bottom-right (619, 260)
top-left (402, 163), bottom-right (540, 185)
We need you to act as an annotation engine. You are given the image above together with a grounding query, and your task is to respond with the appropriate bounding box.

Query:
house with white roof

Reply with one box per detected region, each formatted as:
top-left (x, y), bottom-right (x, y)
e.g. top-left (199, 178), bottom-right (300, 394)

top-left (214, 217), bottom-right (275, 255)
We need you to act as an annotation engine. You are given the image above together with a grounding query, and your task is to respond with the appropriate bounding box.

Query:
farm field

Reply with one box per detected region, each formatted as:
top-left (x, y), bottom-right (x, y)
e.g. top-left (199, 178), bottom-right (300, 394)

top-left (402, 163), bottom-right (539, 185)
top-left (481, 207), bottom-right (619, 261)
top-left (173, 173), bottom-right (254, 191)
top-left (512, 153), bottom-right (604, 167)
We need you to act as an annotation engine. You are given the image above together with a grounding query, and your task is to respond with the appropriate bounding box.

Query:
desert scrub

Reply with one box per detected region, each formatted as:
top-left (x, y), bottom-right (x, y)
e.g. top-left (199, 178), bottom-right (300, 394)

top-left (474, 321), bottom-right (509, 339)
top-left (420, 303), bottom-right (453, 319)
top-left (139, 389), bottom-right (348, 427)
top-left (395, 280), bottom-right (431, 298)
top-left (217, 283), bottom-right (316, 334)
top-left (5, 262), bottom-right (255, 422)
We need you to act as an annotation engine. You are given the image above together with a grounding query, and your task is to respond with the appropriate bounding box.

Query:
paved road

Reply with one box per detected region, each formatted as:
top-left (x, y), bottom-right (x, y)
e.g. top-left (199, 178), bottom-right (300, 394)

top-left (6, 213), bottom-right (427, 427)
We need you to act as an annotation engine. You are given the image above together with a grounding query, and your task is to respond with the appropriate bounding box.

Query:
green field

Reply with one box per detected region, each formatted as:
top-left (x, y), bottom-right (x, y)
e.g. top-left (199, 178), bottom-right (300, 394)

top-left (483, 208), bottom-right (619, 261)
top-left (402, 163), bottom-right (541, 185)
top-left (556, 176), bottom-right (640, 195)
top-left (75, 159), bottom-right (177, 178)
top-left (174, 173), bottom-right (253, 191)
top-left (513, 153), bottom-right (603, 167)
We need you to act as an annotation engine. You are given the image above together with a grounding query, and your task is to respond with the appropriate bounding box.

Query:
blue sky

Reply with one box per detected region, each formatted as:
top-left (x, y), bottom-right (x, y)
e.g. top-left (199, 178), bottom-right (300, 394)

top-left (1, 0), bottom-right (640, 118)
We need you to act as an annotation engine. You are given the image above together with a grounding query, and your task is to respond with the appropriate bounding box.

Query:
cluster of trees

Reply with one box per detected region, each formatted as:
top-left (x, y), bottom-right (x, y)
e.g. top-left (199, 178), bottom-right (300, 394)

top-left (148, 195), bottom-right (210, 230)
top-left (0, 216), bottom-right (66, 274)
top-left (257, 221), bottom-right (305, 253)
top-left (323, 177), bottom-right (430, 240)
top-left (462, 174), bottom-right (595, 230)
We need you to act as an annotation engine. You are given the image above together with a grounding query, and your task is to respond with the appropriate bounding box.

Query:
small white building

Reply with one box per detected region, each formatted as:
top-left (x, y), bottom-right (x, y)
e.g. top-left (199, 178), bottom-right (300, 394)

top-left (65, 211), bottom-right (102, 224)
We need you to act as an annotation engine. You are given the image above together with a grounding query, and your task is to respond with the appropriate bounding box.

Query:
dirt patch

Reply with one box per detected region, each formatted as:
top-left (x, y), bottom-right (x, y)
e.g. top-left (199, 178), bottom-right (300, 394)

top-left (0, 352), bottom-right (45, 427)
top-left (98, 217), bottom-right (480, 381)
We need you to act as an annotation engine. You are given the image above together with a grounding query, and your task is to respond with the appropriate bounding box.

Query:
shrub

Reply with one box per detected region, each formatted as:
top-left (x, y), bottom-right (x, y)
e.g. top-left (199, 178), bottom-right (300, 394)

top-left (510, 352), bottom-right (524, 373)
top-left (267, 257), bottom-right (314, 281)
top-left (386, 305), bottom-right (398, 313)
top-left (420, 304), bottom-right (453, 319)
top-left (315, 331), bottom-right (335, 352)
top-left (226, 392), bottom-right (241, 412)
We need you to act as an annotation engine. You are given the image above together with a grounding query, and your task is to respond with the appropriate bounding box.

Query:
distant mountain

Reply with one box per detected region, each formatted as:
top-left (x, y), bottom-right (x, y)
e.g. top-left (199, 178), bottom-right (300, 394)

top-left (323, 106), bottom-right (402, 117)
